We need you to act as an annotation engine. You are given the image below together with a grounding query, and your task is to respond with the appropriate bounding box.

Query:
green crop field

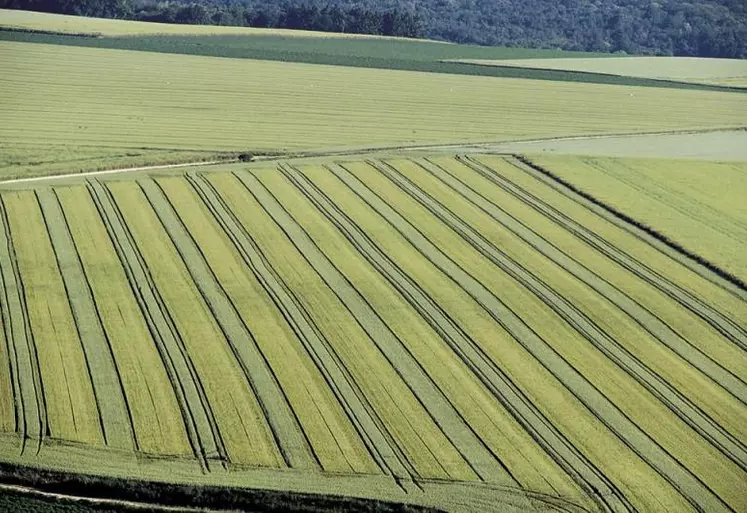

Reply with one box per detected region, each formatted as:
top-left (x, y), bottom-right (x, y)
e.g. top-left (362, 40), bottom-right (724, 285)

top-left (1, 8), bottom-right (746, 513)
top-left (524, 155), bottom-right (747, 286)
top-left (452, 57), bottom-right (747, 89)
top-left (2, 40), bottom-right (747, 179)
top-left (0, 154), bottom-right (744, 512)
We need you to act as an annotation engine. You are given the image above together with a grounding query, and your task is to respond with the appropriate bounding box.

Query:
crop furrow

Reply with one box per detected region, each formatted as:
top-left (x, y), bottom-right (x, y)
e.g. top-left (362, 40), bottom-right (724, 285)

top-left (422, 157), bottom-right (747, 429)
top-left (245, 167), bottom-right (510, 486)
top-left (187, 173), bottom-right (407, 480)
top-left (371, 158), bottom-right (747, 480)
top-left (469, 155), bottom-right (747, 349)
top-left (36, 188), bottom-right (134, 451)
top-left (139, 177), bottom-right (302, 469)
top-left (86, 179), bottom-right (213, 469)
top-left (326, 161), bottom-right (732, 512)
top-left (280, 164), bottom-right (618, 513)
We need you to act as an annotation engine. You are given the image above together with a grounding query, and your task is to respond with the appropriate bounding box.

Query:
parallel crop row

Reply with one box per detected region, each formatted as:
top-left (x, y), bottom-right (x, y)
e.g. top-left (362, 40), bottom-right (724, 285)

top-left (0, 155), bottom-right (743, 513)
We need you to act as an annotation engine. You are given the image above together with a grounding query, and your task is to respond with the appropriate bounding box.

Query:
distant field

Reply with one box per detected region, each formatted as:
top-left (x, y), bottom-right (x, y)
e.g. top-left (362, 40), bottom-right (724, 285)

top-left (7, 9), bottom-right (744, 93)
top-left (2, 40), bottom-right (747, 178)
top-left (526, 155), bottom-right (747, 285)
top-left (0, 155), bottom-right (744, 512)
top-left (453, 57), bottom-right (747, 88)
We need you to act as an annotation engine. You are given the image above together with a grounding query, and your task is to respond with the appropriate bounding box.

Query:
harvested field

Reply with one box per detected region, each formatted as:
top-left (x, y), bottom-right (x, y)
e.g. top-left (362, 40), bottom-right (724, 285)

top-left (0, 154), bottom-right (743, 512)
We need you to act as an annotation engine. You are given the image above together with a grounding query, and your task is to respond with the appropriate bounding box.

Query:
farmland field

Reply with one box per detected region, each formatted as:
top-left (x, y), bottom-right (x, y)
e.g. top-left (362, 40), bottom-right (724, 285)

top-left (451, 57), bottom-right (747, 89)
top-left (523, 155), bottom-right (747, 286)
top-left (0, 154), bottom-right (744, 512)
top-left (2, 40), bottom-right (747, 179)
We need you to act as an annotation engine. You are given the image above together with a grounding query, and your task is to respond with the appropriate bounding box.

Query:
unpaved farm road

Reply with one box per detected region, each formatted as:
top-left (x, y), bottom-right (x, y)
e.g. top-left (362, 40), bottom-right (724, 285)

top-left (2, 127), bottom-right (744, 186)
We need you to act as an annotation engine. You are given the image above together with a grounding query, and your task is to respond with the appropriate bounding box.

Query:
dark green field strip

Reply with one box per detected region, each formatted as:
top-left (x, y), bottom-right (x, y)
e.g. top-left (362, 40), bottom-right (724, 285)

top-left (107, 180), bottom-right (282, 468)
top-left (161, 177), bottom-right (379, 476)
top-left (507, 155), bottom-right (747, 307)
top-left (206, 171), bottom-right (476, 483)
top-left (242, 170), bottom-right (518, 488)
top-left (279, 164), bottom-right (620, 512)
top-left (424, 156), bottom-right (747, 444)
top-left (317, 161), bottom-right (734, 512)
top-left (55, 185), bottom-right (191, 457)
top-left (471, 155), bottom-right (747, 351)
top-left (186, 173), bottom-right (410, 481)
top-left (367, 158), bottom-right (747, 505)
top-left (85, 179), bottom-right (214, 467)
top-left (139, 177), bottom-right (313, 470)
top-left (387, 159), bottom-right (747, 470)
top-left (35, 189), bottom-right (134, 452)
top-left (0, 200), bottom-right (41, 451)
top-left (3, 30), bottom-right (745, 94)
top-left (3, 190), bottom-right (103, 446)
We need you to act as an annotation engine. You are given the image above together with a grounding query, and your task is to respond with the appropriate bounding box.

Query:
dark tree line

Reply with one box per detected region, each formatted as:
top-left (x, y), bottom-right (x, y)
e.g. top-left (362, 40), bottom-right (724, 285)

top-left (0, 0), bottom-right (424, 37)
top-left (133, 2), bottom-right (423, 37)
top-left (2, 0), bottom-right (746, 58)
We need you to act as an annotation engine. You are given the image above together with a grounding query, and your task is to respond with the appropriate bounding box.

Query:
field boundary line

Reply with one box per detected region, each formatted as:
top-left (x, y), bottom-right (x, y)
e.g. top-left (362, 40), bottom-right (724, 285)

top-left (140, 177), bottom-right (304, 469)
top-left (1, 126), bottom-right (744, 186)
top-left (510, 155), bottom-right (747, 298)
top-left (188, 173), bottom-right (416, 485)
top-left (86, 180), bottom-right (214, 469)
top-left (378, 158), bottom-right (747, 471)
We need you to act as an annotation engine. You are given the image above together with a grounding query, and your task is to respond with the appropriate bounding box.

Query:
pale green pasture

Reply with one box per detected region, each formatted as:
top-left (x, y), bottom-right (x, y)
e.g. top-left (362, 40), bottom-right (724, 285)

top-left (454, 56), bottom-right (747, 88)
top-left (2, 41), bottom-right (747, 176)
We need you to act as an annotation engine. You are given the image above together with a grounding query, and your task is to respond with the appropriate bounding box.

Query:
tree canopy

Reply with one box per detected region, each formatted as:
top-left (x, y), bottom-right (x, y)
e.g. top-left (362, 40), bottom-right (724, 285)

top-left (2, 0), bottom-right (745, 58)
